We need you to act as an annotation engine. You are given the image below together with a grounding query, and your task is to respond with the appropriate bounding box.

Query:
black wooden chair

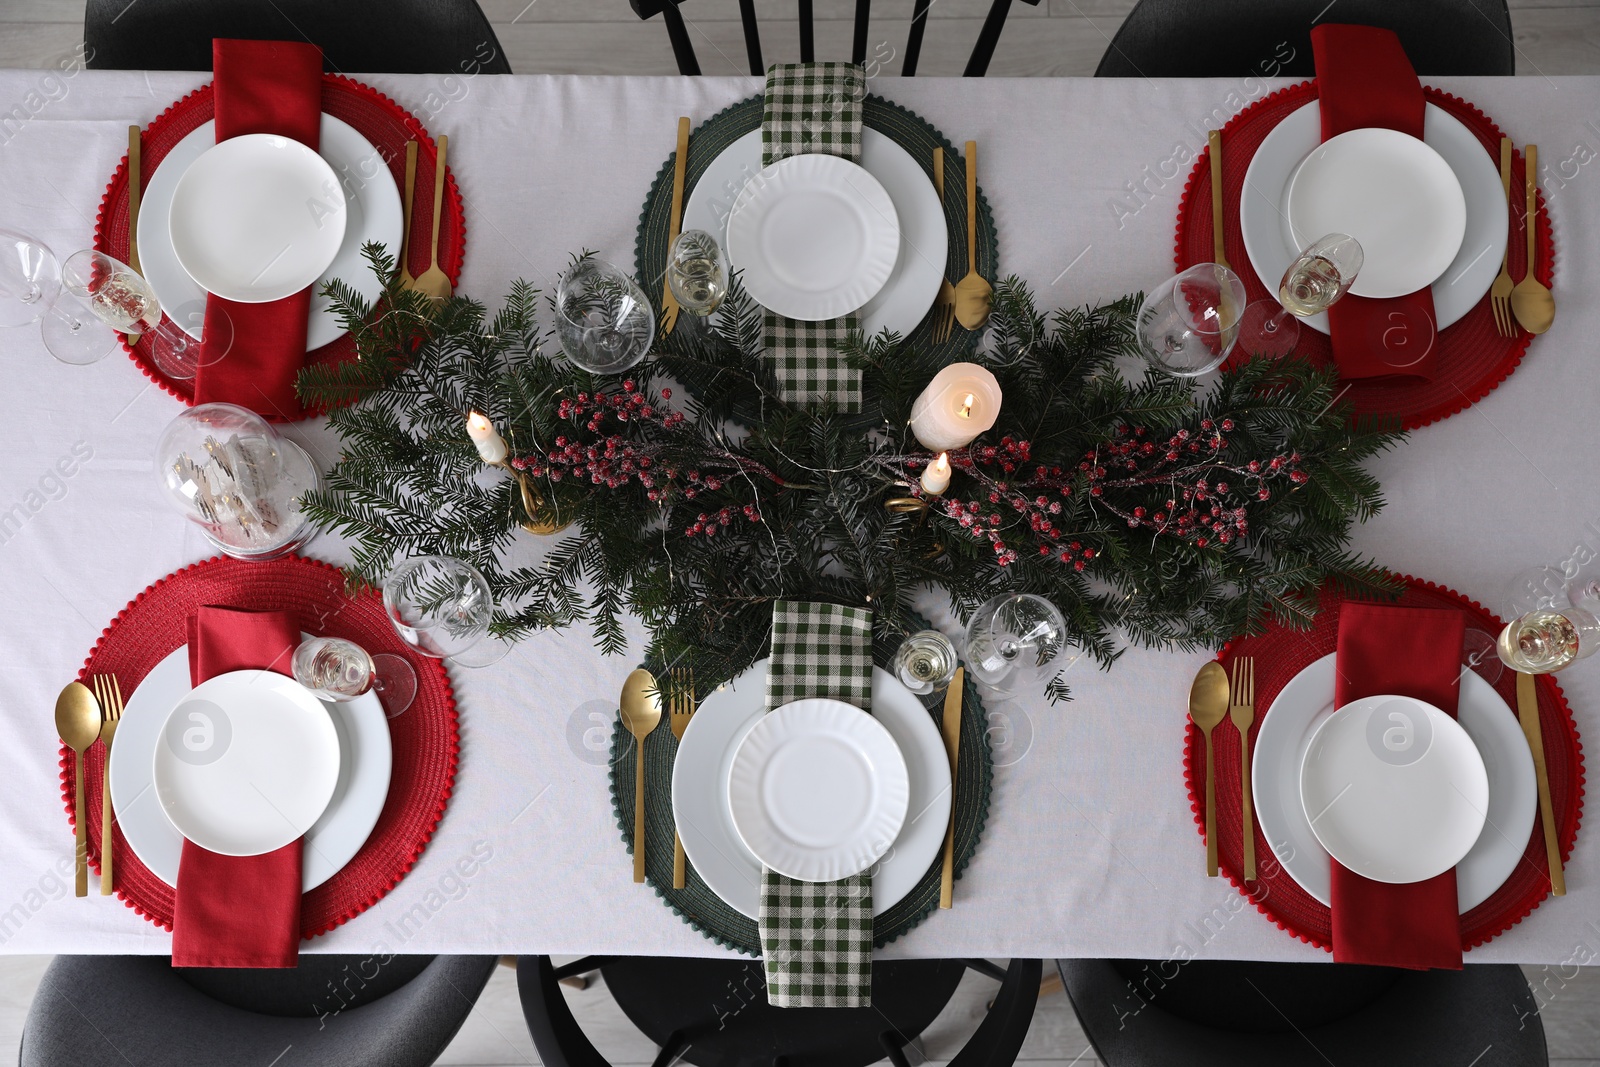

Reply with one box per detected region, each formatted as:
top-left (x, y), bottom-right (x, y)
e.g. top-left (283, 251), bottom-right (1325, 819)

top-left (20, 954), bottom-right (500, 1067)
top-left (628, 0), bottom-right (1043, 78)
top-left (1094, 0), bottom-right (1515, 78)
top-left (84, 0), bottom-right (511, 74)
top-left (1059, 958), bottom-right (1549, 1066)
top-left (519, 954), bottom-right (1042, 1067)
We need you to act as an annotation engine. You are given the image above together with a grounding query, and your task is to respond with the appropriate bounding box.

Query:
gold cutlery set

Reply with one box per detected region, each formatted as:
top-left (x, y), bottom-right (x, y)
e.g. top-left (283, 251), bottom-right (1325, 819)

top-left (53, 675), bottom-right (125, 897)
top-left (399, 136), bottom-right (455, 301)
top-left (1491, 138), bottom-right (1555, 338)
top-left (1188, 658), bottom-right (1254, 879)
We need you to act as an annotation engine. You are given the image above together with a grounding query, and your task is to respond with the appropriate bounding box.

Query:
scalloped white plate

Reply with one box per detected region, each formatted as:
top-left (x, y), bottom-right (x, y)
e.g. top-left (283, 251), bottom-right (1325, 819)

top-left (728, 697), bottom-right (909, 883)
top-left (726, 153), bottom-right (900, 321)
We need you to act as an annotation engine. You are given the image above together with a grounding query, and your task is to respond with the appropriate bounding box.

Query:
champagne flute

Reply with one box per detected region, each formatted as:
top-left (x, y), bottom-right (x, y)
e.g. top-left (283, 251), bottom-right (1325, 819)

top-left (1497, 607), bottom-right (1600, 674)
top-left (891, 629), bottom-right (958, 695)
top-left (58, 249), bottom-right (198, 379)
top-left (292, 636), bottom-right (419, 716)
top-left (1278, 233), bottom-right (1363, 317)
top-left (667, 229), bottom-right (727, 316)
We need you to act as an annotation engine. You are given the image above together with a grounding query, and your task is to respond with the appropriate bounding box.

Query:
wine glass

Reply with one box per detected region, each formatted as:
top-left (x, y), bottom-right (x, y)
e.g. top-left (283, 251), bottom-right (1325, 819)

top-left (1236, 300), bottom-right (1301, 360)
top-left (382, 555), bottom-right (499, 663)
top-left (0, 228), bottom-right (60, 328)
top-left (1496, 606), bottom-right (1600, 674)
top-left (962, 593), bottom-right (1068, 689)
top-left (292, 635), bottom-right (419, 716)
top-left (891, 629), bottom-right (959, 696)
top-left (554, 258), bottom-right (654, 374)
top-left (667, 229), bottom-right (728, 316)
top-left (59, 249), bottom-right (198, 379)
top-left (1278, 233), bottom-right (1363, 317)
top-left (1136, 263), bottom-right (1247, 377)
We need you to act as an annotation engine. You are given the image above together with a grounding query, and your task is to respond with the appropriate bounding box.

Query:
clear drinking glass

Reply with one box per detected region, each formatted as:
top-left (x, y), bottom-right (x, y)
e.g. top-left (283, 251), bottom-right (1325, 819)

top-left (891, 630), bottom-right (959, 696)
top-left (1278, 233), bottom-right (1363, 317)
top-left (1236, 299), bottom-right (1301, 359)
top-left (292, 636), bottom-right (419, 715)
top-left (1497, 607), bottom-right (1600, 674)
top-left (60, 249), bottom-right (199, 379)
top-left (0, 228), bottom-right (60, 327)
top-left (554, 258), bottom-right (654, 374)
top-left (1136, 263), bottom-right (1248, 377)
top-left (962, 593), bottom-right (1068, 689)
top-left (667, 229), bottom-right (728, 316)
top-left (382, 555), bottom-right (496, 661)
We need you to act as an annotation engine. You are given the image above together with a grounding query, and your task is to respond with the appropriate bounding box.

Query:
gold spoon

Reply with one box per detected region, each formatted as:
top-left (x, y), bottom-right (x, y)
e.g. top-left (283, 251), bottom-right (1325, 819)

top-left (952, 140), bottom-right (992, 331)
top-left (619, 668), bottom-right (662, 884)
top-left (1510, 143), bottom-right (1554, 335)
top-left (413, 134), bottom-right (453, 301)
top-left (55, 682), bottom-right (102, 898)
top-left (1188, 661), bottom-right (1230, 878)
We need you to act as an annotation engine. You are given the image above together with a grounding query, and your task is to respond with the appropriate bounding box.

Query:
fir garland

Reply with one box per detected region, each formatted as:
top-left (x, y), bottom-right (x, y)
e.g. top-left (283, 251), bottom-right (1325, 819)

top-left (298, 247), bottom-right (1404, 700)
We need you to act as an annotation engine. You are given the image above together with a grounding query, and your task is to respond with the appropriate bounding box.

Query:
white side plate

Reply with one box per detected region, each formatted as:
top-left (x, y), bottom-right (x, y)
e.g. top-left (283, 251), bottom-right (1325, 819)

top-left (112, 640), bottom-right (392, 888)
top-left (140, 115), bottom-right (402, 347)
top-left (1240, 102), bottom-right (1507, 334)
top-left (726, 153), bottom-right (900, 322)
top-left (1253, 654), bottom-right (1533, 907)
top-left (683, 129), bottom-right (947, 341)
top-left (672, 662), bottom-right (951, 915)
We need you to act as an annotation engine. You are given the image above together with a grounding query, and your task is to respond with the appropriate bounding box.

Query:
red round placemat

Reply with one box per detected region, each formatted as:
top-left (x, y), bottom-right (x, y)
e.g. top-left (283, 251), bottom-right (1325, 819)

top-left (1184, 577), bottom-right (1584, 952)
top-left (93, 74), bottom-right (466, 420)
top-left (1175, 81), bottom-right (1555, 431)
top-left (57, 555), bottom-right (459, 938)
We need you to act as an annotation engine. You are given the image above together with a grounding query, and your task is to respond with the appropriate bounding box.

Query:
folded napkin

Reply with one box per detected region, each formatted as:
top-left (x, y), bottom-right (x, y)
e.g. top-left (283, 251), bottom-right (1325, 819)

top-left (172, 605), bottom-right (303, 968)
top-left (193, 38), bottom-right (324, 421)
top-left (1311, 24), bottom-right (1442, 382)
top-left (760, 600), bottom-right (875, 1007)
top-left (1330, 601), bottom-right (1466, 970)
top-left (760, 62), bottom-right (864, 413)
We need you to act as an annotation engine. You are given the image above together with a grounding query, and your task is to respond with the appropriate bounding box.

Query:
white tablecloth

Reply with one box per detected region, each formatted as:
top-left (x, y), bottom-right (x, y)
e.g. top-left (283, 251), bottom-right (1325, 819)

top-left (2, 69), bottom-right (1599, 964)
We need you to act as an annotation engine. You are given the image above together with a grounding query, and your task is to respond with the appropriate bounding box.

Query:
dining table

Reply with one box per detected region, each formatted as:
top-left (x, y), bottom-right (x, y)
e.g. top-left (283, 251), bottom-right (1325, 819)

top-left (2, 66), bottom-right (1599, 966)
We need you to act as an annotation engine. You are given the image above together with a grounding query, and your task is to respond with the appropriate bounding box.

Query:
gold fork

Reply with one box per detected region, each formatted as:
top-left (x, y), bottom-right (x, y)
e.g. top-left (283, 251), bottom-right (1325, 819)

top-left (1229, 657), bottom-right (1256, 881)
top-left (669, 667), bottom-right (696, 889)
top-left (1489, 137), bottom-right (1516, 338)
top-left (92, 674), bottom-right (124, 896)
top-left (930, 148), bottom-right (958, 344)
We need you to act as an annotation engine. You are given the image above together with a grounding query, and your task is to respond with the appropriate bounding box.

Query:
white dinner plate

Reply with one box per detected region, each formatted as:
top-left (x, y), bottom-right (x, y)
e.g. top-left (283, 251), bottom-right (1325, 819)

top-left (139, 115), bottom-right (403, 348)
top-left (683, 129), bottom-right (947, 341)
top-left (1240, 102), bottom-right (1508, 333)
top-left (726, 153), bottom-right (900, 322)
top-left (673, 661), bottom-right (951, 915)
top-left (111, 640), bottom-right (392, 888)
top-left (1254, 655), bottom-right (1534, 908)
top-left (169, 134), bottom-right (348, 303)
top-left (728, 697), bottom-right (910, 882)
top-left (1285, 128), bottom-right (1466, 299)
top-left (1300, 694), bottom-right (1489, 884)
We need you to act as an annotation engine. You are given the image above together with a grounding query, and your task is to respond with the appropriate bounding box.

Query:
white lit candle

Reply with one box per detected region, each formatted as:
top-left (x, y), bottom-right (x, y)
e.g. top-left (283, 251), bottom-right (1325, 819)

top-left (908, 363), bottom-right (1001, 451)
top-left (920, 452), bottom-right (951, 495)
top-left (466, 411), bottom-right (508, 464)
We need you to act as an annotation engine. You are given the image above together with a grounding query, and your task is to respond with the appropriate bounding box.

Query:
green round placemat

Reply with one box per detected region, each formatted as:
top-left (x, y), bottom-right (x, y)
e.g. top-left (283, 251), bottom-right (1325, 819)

top-left (608, 627), bottom-right (994, 956)
top-left (634, 92), bottom-right (1001, 360)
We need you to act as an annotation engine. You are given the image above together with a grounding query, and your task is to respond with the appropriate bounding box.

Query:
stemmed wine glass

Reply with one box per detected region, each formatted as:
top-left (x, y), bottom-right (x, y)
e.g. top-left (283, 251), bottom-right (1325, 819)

top-left (292, 635), bottom-right (420, 717)
top-left (1136, 263), bottom-right (1248, 377)
top-left (962, 593), bottom-right (1068, 690)
top-left (1278, 233), bottom-right (1363, 317)
top-left (382, 555), bottom-right (509, 669)
top-left (667, 229), bottom-right (728, 317)
top-left (554, 258), bottom-right (654, 374)
top-left (0, 228), bottom-right (60, 328)
top-left (59, 249), bottom-right (199, 379)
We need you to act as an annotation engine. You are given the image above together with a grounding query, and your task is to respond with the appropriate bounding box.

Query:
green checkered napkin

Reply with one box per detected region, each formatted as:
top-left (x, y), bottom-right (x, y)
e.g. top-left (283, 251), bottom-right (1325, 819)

top-left (761, 600), bottom-right (875, 1008)
top-left (760, 62), bottom-right (866, 413)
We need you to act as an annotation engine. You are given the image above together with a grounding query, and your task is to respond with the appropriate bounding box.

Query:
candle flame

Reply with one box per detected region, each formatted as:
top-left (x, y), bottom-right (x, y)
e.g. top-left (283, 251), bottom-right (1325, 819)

top-left (933, 452), bottom-right (950, 473)
top-left (958, 393), bottom-right (975, 418)
top-left (467, 411), bottom-right (490, 431)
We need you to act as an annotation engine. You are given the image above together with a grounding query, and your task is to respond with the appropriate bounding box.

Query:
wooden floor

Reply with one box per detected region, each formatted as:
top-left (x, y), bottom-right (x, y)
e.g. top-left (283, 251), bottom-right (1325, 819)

top-left (2, 1), bottom-right (1600, 1064)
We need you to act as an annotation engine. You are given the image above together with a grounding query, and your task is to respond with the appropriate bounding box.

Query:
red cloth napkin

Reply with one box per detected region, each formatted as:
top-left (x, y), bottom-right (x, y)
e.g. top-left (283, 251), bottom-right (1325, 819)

top-left (1311, 24), bottom-right (1442, 383)
top-left (172, 605), bottom-right (303, 968)
top-left (193, 39), bottom-right (324, 421)
top-left (1329, 601), bottom-right (1466, 969)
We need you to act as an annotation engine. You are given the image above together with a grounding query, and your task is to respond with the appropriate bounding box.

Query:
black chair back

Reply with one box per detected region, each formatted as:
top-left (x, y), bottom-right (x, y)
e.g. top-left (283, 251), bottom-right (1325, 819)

top-left (84, 0), bottom-right (511, 74)
top-left (1095, 0), bottom-right (1514, 78)
top-left (628, 0), bottom-right (1043, 77)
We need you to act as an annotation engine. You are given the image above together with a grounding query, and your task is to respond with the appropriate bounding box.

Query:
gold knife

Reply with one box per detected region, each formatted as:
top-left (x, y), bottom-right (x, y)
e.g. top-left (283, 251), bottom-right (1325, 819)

top-left (938, 666), bottom-right (963, 909)
top-left (660, 116), bottom-right (690, 336)
top-left (1517, 671), bottom-right (1566, 896)
top-left (1208, 130), bottom-right (1228, 270)
top-left (398, 140), bottom-right (418, 289)
top-left (126, 125), bottom-right (142, 341)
